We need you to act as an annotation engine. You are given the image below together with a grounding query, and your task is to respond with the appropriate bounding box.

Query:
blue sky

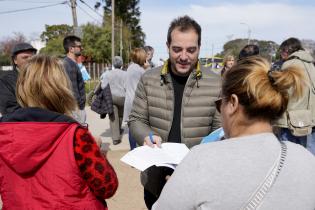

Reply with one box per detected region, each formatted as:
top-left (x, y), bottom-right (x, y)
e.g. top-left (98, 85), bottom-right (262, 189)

top-left (0, 0), bottom-right (314, 63)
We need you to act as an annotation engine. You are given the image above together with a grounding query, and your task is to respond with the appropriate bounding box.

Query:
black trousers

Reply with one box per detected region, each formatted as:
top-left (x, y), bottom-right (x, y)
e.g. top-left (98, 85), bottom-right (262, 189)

top-left (144, 188), bottom-right (158, 210)
top-left (142, 166), bottom-right (174, 209)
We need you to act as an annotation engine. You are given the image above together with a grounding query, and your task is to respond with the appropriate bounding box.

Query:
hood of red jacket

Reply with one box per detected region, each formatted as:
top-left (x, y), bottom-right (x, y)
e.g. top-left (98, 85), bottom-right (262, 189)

top-left (0, 108), bottom-right (78, 175)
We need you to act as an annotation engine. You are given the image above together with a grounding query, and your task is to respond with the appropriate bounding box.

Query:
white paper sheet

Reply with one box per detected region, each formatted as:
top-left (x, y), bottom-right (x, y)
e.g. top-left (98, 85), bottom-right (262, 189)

top-left (120, 143), bottom-right (190, 171)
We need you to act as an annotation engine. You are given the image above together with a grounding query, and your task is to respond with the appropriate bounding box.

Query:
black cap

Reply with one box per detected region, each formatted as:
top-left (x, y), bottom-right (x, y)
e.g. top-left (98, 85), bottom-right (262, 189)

top-left (11, 42), bottom-right (37, 57)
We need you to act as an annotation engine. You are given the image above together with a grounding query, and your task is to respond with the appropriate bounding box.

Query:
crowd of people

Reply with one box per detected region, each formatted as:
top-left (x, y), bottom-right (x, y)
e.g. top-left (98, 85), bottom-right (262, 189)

top-left (0, 14), bottom-right (314, 210)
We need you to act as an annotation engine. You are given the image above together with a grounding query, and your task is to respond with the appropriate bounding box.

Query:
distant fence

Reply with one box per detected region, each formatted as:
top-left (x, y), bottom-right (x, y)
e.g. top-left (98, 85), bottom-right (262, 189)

top-left (0, 63), bottom-right (109, 94)
top-left (84, 62), bottom-right (109, 93)
top-left (0, 66), bottom-right (13, 71)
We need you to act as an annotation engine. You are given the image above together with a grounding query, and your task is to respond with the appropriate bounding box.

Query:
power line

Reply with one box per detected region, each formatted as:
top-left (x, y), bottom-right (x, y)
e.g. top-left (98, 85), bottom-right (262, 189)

top-left (0, 1), bottom-right (67, 15)
top-left (78, 0), bottom-right (103, 18)
top-left (0, 0), bottom-right (57, 3)
top-left (73, 1), bottom-right (102, 24)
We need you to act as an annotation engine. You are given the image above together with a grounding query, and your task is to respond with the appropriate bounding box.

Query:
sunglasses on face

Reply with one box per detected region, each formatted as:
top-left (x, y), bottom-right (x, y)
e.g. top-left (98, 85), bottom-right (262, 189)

top-left (72, 45), bottom-right (82, 49)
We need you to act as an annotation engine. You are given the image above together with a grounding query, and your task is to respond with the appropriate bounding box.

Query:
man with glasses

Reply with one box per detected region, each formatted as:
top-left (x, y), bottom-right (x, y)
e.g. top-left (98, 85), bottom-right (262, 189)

top-left (63, 35), bottom-right (86, 124)
top-left (128, 15), bottom-right (221, 209)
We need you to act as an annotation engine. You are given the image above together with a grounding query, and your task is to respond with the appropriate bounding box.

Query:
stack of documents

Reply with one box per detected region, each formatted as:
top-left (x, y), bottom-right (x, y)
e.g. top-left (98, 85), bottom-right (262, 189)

top-left (120, 143), bottom-right (190, 171)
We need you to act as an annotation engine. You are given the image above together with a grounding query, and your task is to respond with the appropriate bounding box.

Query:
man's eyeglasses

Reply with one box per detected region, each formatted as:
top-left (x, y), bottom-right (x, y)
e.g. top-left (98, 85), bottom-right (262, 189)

top-left (72, 45), bottom-right (82, 49)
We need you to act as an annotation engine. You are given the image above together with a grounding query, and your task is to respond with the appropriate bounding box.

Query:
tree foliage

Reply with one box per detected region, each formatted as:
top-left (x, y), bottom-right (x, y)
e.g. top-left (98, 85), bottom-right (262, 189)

top-left (40, 24), bottom-right (73, 42)
top-left (100, 0), bottom-right (145, 47)
top-left (39, 24), bottom-right (73, 57)
top-left (37, 1), bottom-right (146, 63)
top-left (40, 36), bottom-right (64, 56)
top-left (0, 32), bottom-right (26, 65)
top-left (221, 39), bottom-right (279, 61)
top-left (81, 23), bottom-right (112, 63)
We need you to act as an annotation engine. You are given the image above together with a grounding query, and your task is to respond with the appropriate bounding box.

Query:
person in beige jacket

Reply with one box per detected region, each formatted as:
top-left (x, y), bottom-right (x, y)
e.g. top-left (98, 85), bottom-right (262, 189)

top-left (274, 37), bottom-right (315, 155)
top-left (128, 15), bottom-right (221, 209)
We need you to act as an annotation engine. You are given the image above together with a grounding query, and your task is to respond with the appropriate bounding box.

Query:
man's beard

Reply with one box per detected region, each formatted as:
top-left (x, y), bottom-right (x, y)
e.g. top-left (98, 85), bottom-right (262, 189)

top-left (169, 58), bottom-right (197, 77)
top-left (74, 51), bottom-right (82, 56)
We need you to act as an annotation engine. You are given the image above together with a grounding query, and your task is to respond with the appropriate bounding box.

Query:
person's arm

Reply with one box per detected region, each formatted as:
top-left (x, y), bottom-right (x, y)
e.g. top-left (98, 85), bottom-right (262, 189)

top-left (128, 76), bottom-right (160, 146)
top-left (76, 66), bottom-right (86, 110)
top-left (74, 128), bottom-right (118, 199)
top-left (0, 78), bottom-right (20, 115)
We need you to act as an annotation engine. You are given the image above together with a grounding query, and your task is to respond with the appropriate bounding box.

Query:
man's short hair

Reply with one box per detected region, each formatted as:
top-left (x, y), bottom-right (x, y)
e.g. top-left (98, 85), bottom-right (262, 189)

top-left (238, 44), bottom-right (260, 60)
top-left (113, 56), bottom-right (123, 69)
top-left (63, 35), bottom-right (81, 53)
top-left (167, 15), bottom-right (201, 46)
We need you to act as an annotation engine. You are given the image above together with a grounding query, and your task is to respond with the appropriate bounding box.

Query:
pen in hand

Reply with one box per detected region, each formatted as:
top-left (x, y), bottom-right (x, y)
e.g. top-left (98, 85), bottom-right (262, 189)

top-left (146, 131), bottom-right (161, 147)
top-left (149, 131), bottom-right (154, 144)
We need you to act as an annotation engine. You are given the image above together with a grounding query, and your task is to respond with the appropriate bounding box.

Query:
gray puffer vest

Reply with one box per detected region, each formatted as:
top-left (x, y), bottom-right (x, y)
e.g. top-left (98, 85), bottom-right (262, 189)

top-left (128, 65), bottom-right (221, 148)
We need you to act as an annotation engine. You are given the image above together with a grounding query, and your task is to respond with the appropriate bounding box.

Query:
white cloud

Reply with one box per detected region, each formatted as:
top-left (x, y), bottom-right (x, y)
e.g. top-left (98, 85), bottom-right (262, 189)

top-left (141, 2), bottom-right (315, 62)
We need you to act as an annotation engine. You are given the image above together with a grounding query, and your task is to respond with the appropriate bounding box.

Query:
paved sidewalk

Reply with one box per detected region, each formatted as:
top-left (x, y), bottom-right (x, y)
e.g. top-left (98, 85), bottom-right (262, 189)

top-left (86, 107), bottom-right (147, 210)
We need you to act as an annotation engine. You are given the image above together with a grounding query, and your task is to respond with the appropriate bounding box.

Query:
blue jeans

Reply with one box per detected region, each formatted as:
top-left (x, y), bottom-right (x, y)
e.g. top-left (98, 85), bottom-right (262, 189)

top-left (307, 128), bottom-right (315, 155)
top-left (128, 130), bottom-right (137, 150)
top-left (278, 128), bottom-right (315, 155)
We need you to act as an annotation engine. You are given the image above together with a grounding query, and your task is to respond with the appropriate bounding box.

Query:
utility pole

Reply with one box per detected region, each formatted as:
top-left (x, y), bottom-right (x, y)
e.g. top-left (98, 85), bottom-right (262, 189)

top-left (120, 19), bottom-right (123, 56)
top-left (111, 0), bottom-right (115, 66)
top-left (240, 22), bottom-right (251, 45)
top-left (211, 43), bottom-right (214, 69)
top-left (70, 0), bottom-right (79, 36)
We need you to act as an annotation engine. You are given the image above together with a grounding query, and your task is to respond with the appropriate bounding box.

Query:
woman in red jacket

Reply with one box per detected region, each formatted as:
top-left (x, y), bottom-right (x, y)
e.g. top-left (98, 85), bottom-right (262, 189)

top-left (0, 55), bottom-right (118, 210)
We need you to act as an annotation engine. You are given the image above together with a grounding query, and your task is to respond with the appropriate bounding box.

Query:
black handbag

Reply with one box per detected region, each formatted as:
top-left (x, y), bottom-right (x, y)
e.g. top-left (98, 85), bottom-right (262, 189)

top-left (140, 166), bottom-right (174, 197)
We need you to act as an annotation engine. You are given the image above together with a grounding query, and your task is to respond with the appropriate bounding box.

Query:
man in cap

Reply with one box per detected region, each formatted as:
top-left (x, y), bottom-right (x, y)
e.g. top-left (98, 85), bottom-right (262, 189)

top-left (0, 42), bottom-right (37, 115)
top-left (63, 35), bottom-right (86, 124)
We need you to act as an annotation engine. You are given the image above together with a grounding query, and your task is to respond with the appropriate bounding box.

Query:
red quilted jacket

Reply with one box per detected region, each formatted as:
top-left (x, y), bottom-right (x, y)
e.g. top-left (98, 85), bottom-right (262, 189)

top-left (0, 121), bottom-right (106, 210)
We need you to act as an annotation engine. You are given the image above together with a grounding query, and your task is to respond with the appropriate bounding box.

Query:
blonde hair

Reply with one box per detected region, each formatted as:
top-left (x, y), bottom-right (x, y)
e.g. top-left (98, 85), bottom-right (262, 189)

top-left (16, 55), bottom-right (77, 114)
top-left (223, 55), bottom-right (235, 67)
top-left (222, 56), bottom-right (306, 121)
top-left (130, 48), bottom-right (147, 67)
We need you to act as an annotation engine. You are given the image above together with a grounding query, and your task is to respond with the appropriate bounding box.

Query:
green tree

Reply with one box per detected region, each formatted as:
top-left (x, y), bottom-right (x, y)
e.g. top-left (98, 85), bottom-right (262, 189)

top-left (221, 39), bottom-right (279, 62)
top-left (221, 39), bottom-right (248, 57)
top-left (96, 0), bottom-right (145, 53)
top-left (0, 53), bottom-right (11, 66)
top-left (81, 23), bottom-right (112, 63)
top-left (40, 24), bottom-right (73, 42)
top-left (40, 37), bottom-right (64, 56)
top-left (39, 24), bottom-right (73, 56)
top-left (0, 32), bottom-right (26, 66)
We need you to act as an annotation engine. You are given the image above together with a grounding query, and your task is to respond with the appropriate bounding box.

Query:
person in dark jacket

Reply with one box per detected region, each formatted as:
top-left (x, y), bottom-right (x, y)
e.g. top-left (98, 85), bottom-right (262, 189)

top-left (0, 42), bottom-right (37, 115)
top-left (0, 55), bottom-right (118, 209)
top-left (63, 35), bottom-right (86, 124)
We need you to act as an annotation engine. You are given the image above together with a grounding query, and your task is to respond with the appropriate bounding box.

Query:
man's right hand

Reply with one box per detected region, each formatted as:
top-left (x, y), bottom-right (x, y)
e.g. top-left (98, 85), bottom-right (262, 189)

top-left (144, 135), bottom-right (162, 148)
